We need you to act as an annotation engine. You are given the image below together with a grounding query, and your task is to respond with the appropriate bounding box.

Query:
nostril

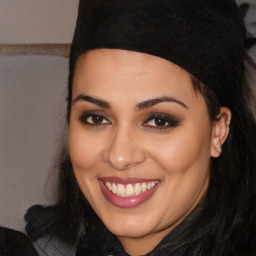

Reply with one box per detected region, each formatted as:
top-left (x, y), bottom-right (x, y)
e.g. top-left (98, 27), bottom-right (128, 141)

top-left (103, 144), bottom-right (146, 171)
top-left (123, 161), bottom-right (141, 170)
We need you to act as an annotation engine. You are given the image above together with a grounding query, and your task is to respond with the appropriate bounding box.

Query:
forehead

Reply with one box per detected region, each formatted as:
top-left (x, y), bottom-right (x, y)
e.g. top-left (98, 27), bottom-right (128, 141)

top-left (72, 49), bottom-right (204, 108)
top-left (75, 49), bottom-right (188, 79)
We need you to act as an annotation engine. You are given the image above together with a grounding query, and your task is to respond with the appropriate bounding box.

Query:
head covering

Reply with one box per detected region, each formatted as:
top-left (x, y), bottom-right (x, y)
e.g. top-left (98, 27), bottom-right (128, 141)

top-left (69, 0), bottom-right (246, 104)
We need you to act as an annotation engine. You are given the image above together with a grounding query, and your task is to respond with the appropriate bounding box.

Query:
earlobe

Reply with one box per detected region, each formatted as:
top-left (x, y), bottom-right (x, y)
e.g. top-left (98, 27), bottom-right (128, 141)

top-left (211, 107), bottom-right (231, 158)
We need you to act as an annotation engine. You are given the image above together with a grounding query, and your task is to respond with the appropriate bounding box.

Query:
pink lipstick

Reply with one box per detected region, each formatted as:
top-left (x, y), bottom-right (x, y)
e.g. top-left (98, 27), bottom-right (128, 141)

top-left (98, 177), bottom-right (160, 208)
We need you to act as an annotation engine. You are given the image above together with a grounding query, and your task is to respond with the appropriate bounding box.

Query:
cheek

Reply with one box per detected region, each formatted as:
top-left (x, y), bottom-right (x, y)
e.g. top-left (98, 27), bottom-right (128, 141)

top-left (68, 125), bottom-right (102, 172)
top-left (68, 125), bottom-right (104, 207)
top-left (149, 125), bottom-right (212, 174)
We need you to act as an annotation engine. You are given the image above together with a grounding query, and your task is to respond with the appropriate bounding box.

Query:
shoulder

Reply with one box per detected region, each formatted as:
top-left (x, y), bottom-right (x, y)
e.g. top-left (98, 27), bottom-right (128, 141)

top-left (24, 204), bottom-right (85, 256)
top-left (32, 236), bottom-right (77, 256)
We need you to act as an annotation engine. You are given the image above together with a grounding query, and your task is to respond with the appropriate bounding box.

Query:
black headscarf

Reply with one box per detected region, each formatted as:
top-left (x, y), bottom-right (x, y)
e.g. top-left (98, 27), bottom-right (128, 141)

top-left (69, 0), bottom-right (246, 106)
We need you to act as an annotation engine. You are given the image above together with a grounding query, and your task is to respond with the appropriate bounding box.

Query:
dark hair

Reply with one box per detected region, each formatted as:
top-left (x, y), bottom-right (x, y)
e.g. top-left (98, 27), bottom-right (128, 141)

top-left (0, 226), bottom-right (38, 255)
top-left (25, 8), bottom-right (256, 256)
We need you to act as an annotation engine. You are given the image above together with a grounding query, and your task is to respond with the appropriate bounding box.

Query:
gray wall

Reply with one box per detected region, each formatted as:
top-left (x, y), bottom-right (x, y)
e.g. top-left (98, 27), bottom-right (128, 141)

top-left (0, 0), bottom-right (78, 44)
top-left (0, 0), bottom-right (78, 231)
top-left (0, 55), bottom-right (68, 231)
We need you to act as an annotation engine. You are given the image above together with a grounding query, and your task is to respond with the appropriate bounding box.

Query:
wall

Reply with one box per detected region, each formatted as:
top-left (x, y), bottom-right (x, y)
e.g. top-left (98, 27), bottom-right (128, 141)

top-left (0, 55), bottom-right (68, 230)
top-left (0, 0), bottom-right (78, 231)
top-left (0, 0), bottom-right (78, 43)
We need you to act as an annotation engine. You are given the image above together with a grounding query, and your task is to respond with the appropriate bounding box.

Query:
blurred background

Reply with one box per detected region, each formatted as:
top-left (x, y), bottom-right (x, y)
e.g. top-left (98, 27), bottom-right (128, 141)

top-left (0, 0), bottom-right (79, 231)
top-left (0, 0), bottom-right (255, 232)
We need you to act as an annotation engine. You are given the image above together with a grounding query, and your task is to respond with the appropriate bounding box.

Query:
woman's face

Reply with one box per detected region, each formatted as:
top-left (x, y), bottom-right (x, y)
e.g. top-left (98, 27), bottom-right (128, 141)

top-left (69, 49), bottom-right (215, 254)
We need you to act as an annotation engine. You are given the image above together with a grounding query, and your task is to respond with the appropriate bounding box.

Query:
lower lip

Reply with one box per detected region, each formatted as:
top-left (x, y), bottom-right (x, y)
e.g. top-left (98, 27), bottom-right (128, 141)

top-left (98, 180), bottom-right (160, 208)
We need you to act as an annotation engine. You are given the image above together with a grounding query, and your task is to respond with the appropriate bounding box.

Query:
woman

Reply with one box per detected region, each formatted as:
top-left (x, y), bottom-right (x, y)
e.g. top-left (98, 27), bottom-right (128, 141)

top-left (25, 0), bottom-right (256, 255)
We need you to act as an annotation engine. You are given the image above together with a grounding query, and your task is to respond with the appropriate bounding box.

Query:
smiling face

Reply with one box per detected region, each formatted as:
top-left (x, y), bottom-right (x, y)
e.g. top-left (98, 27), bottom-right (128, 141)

top-left (68, 49), bottom-right (215, 255)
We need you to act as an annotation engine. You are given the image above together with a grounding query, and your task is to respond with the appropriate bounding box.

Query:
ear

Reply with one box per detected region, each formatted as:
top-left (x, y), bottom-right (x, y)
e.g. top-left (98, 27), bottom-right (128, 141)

top-left (211, 107), bottom-right (231, 158)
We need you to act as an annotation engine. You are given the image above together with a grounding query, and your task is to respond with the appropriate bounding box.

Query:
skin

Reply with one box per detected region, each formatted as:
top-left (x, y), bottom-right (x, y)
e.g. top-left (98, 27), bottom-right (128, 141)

top-left (68, 49), bottom-right (230, 255)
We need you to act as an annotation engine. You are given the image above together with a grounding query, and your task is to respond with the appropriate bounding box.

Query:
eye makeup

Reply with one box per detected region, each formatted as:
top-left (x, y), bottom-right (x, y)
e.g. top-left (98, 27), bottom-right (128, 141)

top-left (142, 112), bottom-right (180, 131)
top-left (78, 109), bottom-right (180, 132)
top-left (79, 111), bottom-right (111, 127)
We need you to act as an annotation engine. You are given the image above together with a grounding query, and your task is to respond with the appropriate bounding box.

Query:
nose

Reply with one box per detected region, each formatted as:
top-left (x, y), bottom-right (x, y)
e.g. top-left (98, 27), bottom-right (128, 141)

top-left (103, 126), bottom-right (146, 171)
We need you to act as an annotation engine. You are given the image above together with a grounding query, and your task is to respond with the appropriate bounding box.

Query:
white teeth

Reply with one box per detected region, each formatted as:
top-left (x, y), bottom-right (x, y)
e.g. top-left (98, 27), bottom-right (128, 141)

top-left (112, 183), bottom-right (117, 194)
top-left (104, 181), bottom-right (158, 197)
top-left (134, 183), bottom-right (142, 195)
top-left (125, 184), bottom-right (134, 196)
top-left (141, 183), bottom-right (147, 192)
top-left (106, 181), bottom-right (112, 190)
top-left (117, 184), bottom-right (125, 196)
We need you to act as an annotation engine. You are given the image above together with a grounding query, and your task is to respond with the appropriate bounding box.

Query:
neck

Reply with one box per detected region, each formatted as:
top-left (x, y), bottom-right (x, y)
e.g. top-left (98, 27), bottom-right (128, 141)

top-left (117, 218), bottom-right (186, 256)
top-left (118, 231), bottom-right (167, 256)
top-left (116, 197), bottom-right (208, 255)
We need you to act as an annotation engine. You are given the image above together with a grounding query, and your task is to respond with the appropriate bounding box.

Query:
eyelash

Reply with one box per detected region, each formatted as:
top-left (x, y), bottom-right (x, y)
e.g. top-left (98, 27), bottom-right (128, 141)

top-left (79, 112), bottom-right (111, 127)
top-left (79, 112), bottom-right (180, 130)
top-left (143, 113), bottom-right (180, 130)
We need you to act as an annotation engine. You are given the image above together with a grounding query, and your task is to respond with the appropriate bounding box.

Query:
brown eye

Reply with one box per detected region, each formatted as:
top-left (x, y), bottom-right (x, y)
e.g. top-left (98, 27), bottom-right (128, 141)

top-left (79, 113), bottom-right (111, 126)
top-left (143, 114), bottom-right (180, 130)
top-left (154, 118), bottom-right (168, 127)
top-left (145, 117), bottom-right (170, 128)
top-left (91, 115), bottom-right (104, 124)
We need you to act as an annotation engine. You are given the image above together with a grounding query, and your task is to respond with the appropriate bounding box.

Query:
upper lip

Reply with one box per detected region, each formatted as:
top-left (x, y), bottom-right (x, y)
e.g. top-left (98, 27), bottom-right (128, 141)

top-left (98, 177), bottom-right (160, 184)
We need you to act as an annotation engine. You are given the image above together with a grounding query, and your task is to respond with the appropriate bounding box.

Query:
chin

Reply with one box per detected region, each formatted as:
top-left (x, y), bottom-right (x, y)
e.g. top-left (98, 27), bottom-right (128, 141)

top-left (100, 212), bottom-right (158, 238)
top-left (107, 223), bottom-right (152, 238)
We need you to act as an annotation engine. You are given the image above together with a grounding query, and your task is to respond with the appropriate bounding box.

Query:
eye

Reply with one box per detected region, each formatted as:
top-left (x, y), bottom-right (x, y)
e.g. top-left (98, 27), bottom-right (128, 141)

top-left (146, 118), bottom-right (169, 127)
top-left (143, 113), bottom-right (179, 130)
top-left (79, 112), bottom-right (111, 126)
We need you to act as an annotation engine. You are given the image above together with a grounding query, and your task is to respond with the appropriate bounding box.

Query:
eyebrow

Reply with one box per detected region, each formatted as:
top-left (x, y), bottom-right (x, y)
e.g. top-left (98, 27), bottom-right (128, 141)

top-left (72, 94), bottom-right (111, 109)
top-left (136, 96), bottom-right (187, 111)
top-left (72, 94), bottom-right (187, 110)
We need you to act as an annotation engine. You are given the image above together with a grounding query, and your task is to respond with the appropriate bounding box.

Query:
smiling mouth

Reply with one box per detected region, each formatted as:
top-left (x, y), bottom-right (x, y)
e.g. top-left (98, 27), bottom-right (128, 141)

top-left (99, 177), bottom-right (161, 208)
top-left (103, 181), bottom-right (159, 197)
